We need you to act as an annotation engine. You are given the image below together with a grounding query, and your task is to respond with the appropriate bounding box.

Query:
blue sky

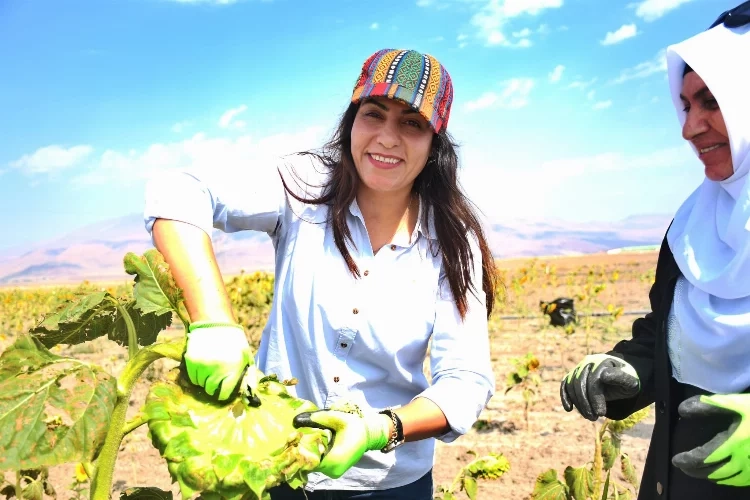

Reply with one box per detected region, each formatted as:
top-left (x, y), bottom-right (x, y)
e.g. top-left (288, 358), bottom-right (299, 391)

top-left (0, 0), bottom-right (738, 250)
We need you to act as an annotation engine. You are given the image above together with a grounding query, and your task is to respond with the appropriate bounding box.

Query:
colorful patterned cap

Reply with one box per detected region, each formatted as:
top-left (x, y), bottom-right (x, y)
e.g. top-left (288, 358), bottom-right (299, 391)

top-left (351, 48), bottom-right (454, 133)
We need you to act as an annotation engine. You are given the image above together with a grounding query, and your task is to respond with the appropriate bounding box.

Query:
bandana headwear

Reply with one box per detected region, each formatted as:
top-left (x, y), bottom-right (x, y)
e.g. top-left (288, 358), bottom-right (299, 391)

top-left (664, 22), bottom-right (750, 394)
top-left (351, 49), bottom-right (453, 133)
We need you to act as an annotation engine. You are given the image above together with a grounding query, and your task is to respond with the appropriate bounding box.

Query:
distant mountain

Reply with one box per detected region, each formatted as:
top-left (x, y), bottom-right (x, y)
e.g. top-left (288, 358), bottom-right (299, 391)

top-left (0, 212), bottom-right (672, 285)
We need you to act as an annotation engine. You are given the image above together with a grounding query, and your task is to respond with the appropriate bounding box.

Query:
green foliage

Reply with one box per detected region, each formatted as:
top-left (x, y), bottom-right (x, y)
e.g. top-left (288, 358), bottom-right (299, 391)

top-left (123, 252), bottom-right (190, 328)
top-left (0, 282), bottom-right (133, 346)
top-left (434, 452), bottom-right (510, 500)
top-left (564, 465), bottom-right (594, 500)
top-left (505, 353), bottom-right (542, 430)
top-left (225, 271), bottom-right (275, 350)
top-left (0, 467), bottom-right (57, 500)
top-left (531, 469), bottom-right (569, 500)
top-left (0, 336), bottom-right (117, 471)
top-left (30, 291), bottom-right (170, 351)
top-left (608, 407), bottom-right (650, 435)
top-left (0, 249), bottom-right (332, 500)
top-left (532, 409), bottom-right (650, 500)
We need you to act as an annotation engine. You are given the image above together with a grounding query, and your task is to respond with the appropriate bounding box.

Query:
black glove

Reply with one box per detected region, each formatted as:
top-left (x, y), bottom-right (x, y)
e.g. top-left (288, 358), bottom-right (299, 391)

top-left (672, 394), bottom-right (750, 487)
top-left (560, 354), bottom-right (640, 421)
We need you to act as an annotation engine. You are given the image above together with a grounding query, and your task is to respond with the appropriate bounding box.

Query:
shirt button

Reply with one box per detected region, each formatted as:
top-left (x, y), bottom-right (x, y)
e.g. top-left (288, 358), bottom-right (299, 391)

top-left (390, 244), bottom-right (397, 251)
top-left (363, 270), bottom-right (369, 276)
top-left (333, 376), bottom-right (340, 383)
top-left (658, 401), bottom-right (666, 414)
top-left (656, 482), bottom-right (663, 495)
top-left (340, 343), bottom-right (348, 348)
top-left (353, 308), bottom-right (359, 314)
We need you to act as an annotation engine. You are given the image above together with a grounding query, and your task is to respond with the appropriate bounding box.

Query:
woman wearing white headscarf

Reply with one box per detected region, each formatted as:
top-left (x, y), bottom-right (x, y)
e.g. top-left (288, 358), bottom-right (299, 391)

top-left (558, 3), bottom-right (750, 499)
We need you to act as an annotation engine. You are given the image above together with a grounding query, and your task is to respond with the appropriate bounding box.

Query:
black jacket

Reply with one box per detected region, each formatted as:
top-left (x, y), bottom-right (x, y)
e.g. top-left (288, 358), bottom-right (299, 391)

top-left (605, 234), bottom-right (749, 499)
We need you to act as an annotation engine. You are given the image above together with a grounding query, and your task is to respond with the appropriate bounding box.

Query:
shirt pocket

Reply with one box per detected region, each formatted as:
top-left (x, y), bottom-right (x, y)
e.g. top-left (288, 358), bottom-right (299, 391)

top-left (368, 262), bottom-right (438, 345)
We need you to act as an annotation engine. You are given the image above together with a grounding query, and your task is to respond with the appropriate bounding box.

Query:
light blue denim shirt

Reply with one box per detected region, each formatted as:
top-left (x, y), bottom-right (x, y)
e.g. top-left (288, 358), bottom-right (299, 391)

top-left (143, 157), bottom-right (495, 491)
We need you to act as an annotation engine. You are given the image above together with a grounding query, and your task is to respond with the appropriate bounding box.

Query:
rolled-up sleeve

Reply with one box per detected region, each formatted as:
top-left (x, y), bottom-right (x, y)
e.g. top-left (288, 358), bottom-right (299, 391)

top-left (415, 234), bottom-right (495, 443)
top-left (143, 166), bottom-right (285, 239)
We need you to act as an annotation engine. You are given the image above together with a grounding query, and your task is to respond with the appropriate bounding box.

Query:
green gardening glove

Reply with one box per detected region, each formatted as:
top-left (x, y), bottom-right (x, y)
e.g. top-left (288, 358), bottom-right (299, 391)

top-left (672, 394), bottom-right (750, 487)
top-left (292, 410), bottom-right (392, 479)
top-left (185, 321), bottom-right (253, 401)
top-left (560, 353), bottom-right (640, 421)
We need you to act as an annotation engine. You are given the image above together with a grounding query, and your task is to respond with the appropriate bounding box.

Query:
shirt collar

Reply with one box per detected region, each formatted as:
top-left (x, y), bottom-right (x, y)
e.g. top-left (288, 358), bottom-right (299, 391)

top-left (348, 196), bottom-right (438, 245)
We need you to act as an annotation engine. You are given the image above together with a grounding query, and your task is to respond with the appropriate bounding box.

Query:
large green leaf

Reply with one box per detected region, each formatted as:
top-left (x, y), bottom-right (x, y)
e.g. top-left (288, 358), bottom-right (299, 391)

top-left (31, 292), bottom-right (169, 350)
top-left (30, 292), bottom-right (117, 348)
top-left (0, 336), bottom-right (117, 470)
top-left (462, 476), bottom-right (478, 500)
top-left (111, 301), bottom-right (172, 348)
top-left (124, 250), bottom-right (188, 322)
top-left (532, 469), bottom-right (570, 500)
top-left (564, 465), bottom-right (594, 500)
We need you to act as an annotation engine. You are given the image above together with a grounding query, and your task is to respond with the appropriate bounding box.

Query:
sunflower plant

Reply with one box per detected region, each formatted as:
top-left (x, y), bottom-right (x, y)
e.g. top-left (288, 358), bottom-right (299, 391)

top-left (0, 250), bottom-right (332, 500)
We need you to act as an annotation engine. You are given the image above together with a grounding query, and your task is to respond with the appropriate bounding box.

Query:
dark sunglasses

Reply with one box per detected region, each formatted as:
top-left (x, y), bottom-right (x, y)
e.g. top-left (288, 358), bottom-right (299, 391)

top-left (709, 0), bottom-right (750, 29)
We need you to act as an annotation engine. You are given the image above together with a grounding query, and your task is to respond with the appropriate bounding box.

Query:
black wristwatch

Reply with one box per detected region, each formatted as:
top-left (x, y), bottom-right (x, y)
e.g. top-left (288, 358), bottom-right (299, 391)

top-left (379, 408), bottom-right (405, 453)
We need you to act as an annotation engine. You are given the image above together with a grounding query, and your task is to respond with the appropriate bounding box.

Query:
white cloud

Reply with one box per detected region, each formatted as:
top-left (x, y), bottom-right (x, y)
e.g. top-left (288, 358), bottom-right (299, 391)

top-left (587, 90), bottom-right (596, 100)
top-left (416, 0), bottom-right (432, 5)
top-left (71, 127), bottom-right (328, 186)
top-left (487, 30), bottom-right (507, 45)
top-left (218, 104), bottom-right (248, 130)
top-left (512, 27), bottom-right (532, 37)
top-left (10, 145), bottom-right (94, 175)
top-left (593, 100), bottom-right (612, 110)
top-left (601, 24), bottom-right (638, 45)
top-left (466, 78), bottom-right (534, 111)
top-left (501, 0), bottom-right (564, 17)
top-left (461, 143), bottom-right (698, 222)
top-left (370, 22), bottom-right (379, 30)
top-left (611, 49), bottom-right (666, 84)
top-left (567, 77), bottom-right (597, 90)
top-left (471, 0), bottom-right (563, 47)
top-left (430, 36), bottom-right (445, 42)
top-left (548, 64), bottom-right (565, 83)
top-left (633, 0), bottom-right (694, 22)
top-left (171, 120), bottom-right (193, 133)
top-left (486, 30), bottom-right (532, 48)
top-left (537, 145), bottom-right (690, 177)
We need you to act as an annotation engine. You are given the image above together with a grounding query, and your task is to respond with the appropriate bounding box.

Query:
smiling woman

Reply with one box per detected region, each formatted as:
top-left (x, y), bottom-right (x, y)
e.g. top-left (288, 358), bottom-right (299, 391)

top-left (679, 66), bottom-right (732, 181)
top-left (559, 5), bottom-right (750, 499)
top-left (350, 97), bottom-right (433, 199)
top-left (143, 48), bottom-right (498, 500)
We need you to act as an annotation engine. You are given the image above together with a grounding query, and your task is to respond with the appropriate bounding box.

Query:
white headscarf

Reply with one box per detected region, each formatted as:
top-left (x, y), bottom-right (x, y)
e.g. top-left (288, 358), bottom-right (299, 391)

top-left (665, 22), bottom-right (750, 394)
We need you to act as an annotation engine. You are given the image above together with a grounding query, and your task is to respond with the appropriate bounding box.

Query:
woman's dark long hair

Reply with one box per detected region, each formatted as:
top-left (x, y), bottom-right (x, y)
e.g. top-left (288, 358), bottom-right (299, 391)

top-left (279, 102), bottom-right (498, 319)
